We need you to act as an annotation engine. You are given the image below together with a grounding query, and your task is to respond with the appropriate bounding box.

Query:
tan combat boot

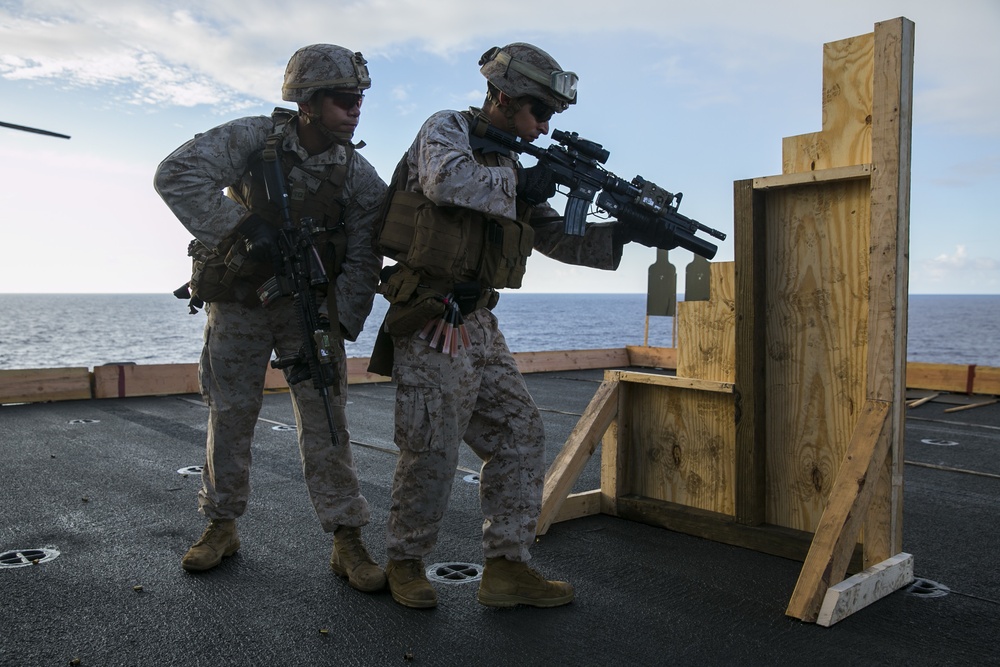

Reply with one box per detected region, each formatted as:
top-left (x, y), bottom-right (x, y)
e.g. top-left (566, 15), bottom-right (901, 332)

top-left (385, 559), bottom-right (438, 609)
top-left (330, 526), bottom-right (386, 593)
top-left (477, 557), bottom-right (574, 608)
top-left (181, 519), bottom-right (240, 572)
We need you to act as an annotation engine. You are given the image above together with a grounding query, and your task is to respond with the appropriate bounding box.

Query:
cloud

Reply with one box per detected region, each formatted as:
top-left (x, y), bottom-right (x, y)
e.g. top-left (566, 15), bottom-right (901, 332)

top-left (920, 245), bottom-right (1000, 287)
top-left (1, 0), bottom-right (998, 134)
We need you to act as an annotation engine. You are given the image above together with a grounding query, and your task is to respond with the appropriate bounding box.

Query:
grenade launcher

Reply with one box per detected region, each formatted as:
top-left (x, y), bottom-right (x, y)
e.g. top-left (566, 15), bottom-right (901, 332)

top-left (469, 118), bottom-right (726, 260)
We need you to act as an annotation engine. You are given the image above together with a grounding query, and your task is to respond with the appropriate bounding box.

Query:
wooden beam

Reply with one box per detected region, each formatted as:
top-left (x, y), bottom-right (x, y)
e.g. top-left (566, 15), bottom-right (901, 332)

top-left (816, 552), bottom-right (914, 627)
top-left (600, 372), bottom-right (629, 516)
top-left (752, 164), bottom-right (872, 190)
top-left (943, 399), bottom-right (999, 413)
top-left (786, 399), bottom-right (891, 622)
top-left (609, 370), bottom-right (734, 393)
top-left (625, 345), bottom-right (677, 370)
top-left (865, 15), bottom-right (915, 566)
top-left (905, 392), bottom-right (939, 408)
top-left (734, 178), bottom-right (768, 526)
top-left (551, 489), bottom-right (603, 525)
top-left (614, 495), bottom-right (864, 570)
top-left (514, 348), bottom-right (630, 374)
top-left (0, 367), bottom-right (92, 404)
top-left (538, 378), bottom-right (620, 535)
top-left (92, 363), bottom-right (199, 399)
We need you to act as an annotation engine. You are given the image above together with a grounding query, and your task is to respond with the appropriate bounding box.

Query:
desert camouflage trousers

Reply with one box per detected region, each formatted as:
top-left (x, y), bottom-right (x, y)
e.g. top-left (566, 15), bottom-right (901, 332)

top-left (196, 299), bottom-right (370, 532)
top-left (386, 307), bottom-right (545, 563)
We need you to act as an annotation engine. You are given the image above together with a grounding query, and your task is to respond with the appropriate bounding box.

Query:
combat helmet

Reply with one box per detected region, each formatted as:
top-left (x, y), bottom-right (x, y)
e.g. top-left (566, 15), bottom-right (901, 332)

top-left (479, 43), bottom-right (577, 112)
top-left (282, 44), bottom-right (371, 103)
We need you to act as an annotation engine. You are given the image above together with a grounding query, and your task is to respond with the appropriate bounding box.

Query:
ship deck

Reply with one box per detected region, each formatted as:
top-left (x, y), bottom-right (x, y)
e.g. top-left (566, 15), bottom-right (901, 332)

top-left (2, 367), bottom-right (998, 666)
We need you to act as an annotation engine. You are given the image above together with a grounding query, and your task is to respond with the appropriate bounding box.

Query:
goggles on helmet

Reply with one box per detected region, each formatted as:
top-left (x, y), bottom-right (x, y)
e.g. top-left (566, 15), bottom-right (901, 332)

top-left (481, 47), bottom-right (578, 104)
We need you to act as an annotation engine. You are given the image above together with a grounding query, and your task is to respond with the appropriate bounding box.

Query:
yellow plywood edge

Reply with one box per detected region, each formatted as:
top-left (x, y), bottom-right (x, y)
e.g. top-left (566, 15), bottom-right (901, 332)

top-left (0, 367), bottom-right (92, 404)
top-left (92, 363), bottom-right (199, 399)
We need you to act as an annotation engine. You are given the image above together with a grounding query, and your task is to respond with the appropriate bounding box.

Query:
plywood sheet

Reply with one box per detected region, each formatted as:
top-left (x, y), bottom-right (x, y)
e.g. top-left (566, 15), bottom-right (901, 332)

top-left (677, 262), bottom-right (736, 383)
top-left (783, 32), bottom-right (874, 173)
top-left (764, 179), bottom-right (872, 532)
top-left (623, 384), bottom-right (736, 515)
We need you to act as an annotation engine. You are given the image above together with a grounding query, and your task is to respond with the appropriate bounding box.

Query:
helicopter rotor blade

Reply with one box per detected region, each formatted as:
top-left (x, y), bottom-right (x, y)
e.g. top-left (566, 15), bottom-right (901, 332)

top-left (0, 121), bottom-right (71, 139)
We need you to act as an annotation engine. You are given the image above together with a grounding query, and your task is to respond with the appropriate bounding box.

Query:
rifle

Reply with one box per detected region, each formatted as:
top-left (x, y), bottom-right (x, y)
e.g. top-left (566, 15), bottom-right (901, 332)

top-left (254, 149), bottom-right (342, 448)
top-left (469, 118), bottom-right (726, 260)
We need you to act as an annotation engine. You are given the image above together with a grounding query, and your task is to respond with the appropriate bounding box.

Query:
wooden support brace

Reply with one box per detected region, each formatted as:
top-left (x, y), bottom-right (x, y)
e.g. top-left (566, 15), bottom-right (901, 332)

top-left (786, 399), bottom-right (891, 622)
top-left (537, 378), bottom-right (620, 535)
top-left (816, 552), bottom-right (914, 626)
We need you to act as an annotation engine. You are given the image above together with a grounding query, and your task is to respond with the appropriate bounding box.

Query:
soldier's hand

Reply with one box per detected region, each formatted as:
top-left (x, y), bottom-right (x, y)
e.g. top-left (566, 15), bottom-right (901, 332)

top-left (237, 214), bottom-right (280, 262)
top-left (615, 206), bottom-right (677, 250)
top-left (516, 164), bottom-right (557, 205)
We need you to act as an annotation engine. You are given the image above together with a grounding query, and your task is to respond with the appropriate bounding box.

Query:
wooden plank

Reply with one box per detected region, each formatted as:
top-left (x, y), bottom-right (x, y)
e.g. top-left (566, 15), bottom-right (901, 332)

top-left (906, 392), bottom-right (939, 408)
top-left (817, 552), bottom-right (914, 627)
top-left (0, 367), bottom-right (92, 404)
top-left (905, 362), bottom-right (1000, 396)
top-left (782, 32), bottom-right (874, 173)
top-left (600, 372), bottom-right (628, 516)
top-left (538, 379), bottom-right (620, 535)
top-left (610, 370), bottom-right (734, 394)
top-left (92, 363), bottom-right (199, 399)
top-left (734, 178), bottom-right (768, 526)
top-left (624, 384), bottom-right (736, 515)
top-left (865, 16), bottom-right (915, 565)
top-left (615, 495), bottom-right (864, 571)
top-left (346, 357), bottom-right (391, 384)
top-left (974, 366), bottom-right (1000, 395)
top-left (943, 399), bottom-right (999, 413)
top-left (786, 399), bottom-right (890, 622)
top-left (515, 348), bottom-right (630, 374)
top-left (764, 178), bottom-right (872, 533)
top-left (625, 346), bottom-right (677, 370)
top-left (551, 489), bottom-right (603, 525)
top-left (753, 164), bottom-right (871, 190)
top-left (677, 262), bottom-right (736, 383)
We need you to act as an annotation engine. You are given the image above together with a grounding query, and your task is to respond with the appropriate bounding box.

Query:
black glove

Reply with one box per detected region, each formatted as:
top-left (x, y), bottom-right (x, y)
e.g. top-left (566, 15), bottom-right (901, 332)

top-left (237, 214), bottom-right (279, 262)
top-left (614, 205), bottom-right (677, 250)
top-left (516, 164), bottom-right (557, 205)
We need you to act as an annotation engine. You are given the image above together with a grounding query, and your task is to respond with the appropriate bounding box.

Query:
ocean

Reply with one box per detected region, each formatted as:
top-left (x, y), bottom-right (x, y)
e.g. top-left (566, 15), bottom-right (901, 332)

top-left (0, 293), bottom-right (997, 370)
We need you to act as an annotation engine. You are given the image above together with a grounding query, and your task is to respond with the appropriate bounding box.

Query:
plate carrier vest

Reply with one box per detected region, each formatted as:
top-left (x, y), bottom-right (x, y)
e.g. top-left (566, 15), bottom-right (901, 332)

top-left (184, 108), bottom-right (351, 310)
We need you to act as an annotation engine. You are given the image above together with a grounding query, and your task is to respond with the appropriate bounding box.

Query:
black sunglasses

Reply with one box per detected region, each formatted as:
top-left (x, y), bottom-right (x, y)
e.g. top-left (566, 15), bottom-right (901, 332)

top-left (328, 91), bottom-right (364, 110)
top-left (528, 98), bottom-right (554, 123)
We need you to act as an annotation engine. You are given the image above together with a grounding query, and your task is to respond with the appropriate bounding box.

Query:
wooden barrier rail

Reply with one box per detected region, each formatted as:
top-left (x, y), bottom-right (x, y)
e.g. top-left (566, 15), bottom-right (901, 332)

top-left (1, 349), bottom-right (995, 405)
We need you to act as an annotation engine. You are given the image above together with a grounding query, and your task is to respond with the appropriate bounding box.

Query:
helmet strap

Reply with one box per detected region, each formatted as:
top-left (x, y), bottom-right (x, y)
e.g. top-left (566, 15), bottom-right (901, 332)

top-left (298, 100), bottom-right (352, 146)
top-left (495, 90), bottom-right (522, 134)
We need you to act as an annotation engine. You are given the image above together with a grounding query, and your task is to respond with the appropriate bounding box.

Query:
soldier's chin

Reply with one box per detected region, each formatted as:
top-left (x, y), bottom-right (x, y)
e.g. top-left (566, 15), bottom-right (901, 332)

top-left (320, 125), bottom-right (355, 144)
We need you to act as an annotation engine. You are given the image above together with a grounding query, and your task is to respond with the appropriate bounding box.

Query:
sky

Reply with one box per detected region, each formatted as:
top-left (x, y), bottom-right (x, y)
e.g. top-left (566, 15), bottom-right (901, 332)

top-left (0, 0), bottom-right (997, 295)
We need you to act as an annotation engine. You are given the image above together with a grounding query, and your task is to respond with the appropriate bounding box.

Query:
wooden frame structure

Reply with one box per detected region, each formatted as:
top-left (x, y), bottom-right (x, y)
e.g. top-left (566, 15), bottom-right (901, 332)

top-left (539, 18), bottom-right (915, 626)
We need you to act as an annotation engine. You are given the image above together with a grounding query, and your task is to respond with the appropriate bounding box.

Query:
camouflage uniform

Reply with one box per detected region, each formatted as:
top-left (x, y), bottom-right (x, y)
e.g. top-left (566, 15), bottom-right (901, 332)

top-left (155, 114), bottom-right (386, 532)
top-left (385, 109), bottom-right (621, 562)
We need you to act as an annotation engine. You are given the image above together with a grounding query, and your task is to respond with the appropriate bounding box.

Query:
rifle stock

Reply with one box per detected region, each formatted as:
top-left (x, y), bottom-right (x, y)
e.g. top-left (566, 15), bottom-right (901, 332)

top-left (469, 118), bottom-right (726, 259)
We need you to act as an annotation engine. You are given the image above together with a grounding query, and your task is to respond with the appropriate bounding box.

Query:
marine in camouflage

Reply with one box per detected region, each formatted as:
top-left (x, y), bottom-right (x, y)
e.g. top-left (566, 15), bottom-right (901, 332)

top-left (385, 106), bottom-right (622, 562)
top-left (155, 95), bottom-right (385, 533)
